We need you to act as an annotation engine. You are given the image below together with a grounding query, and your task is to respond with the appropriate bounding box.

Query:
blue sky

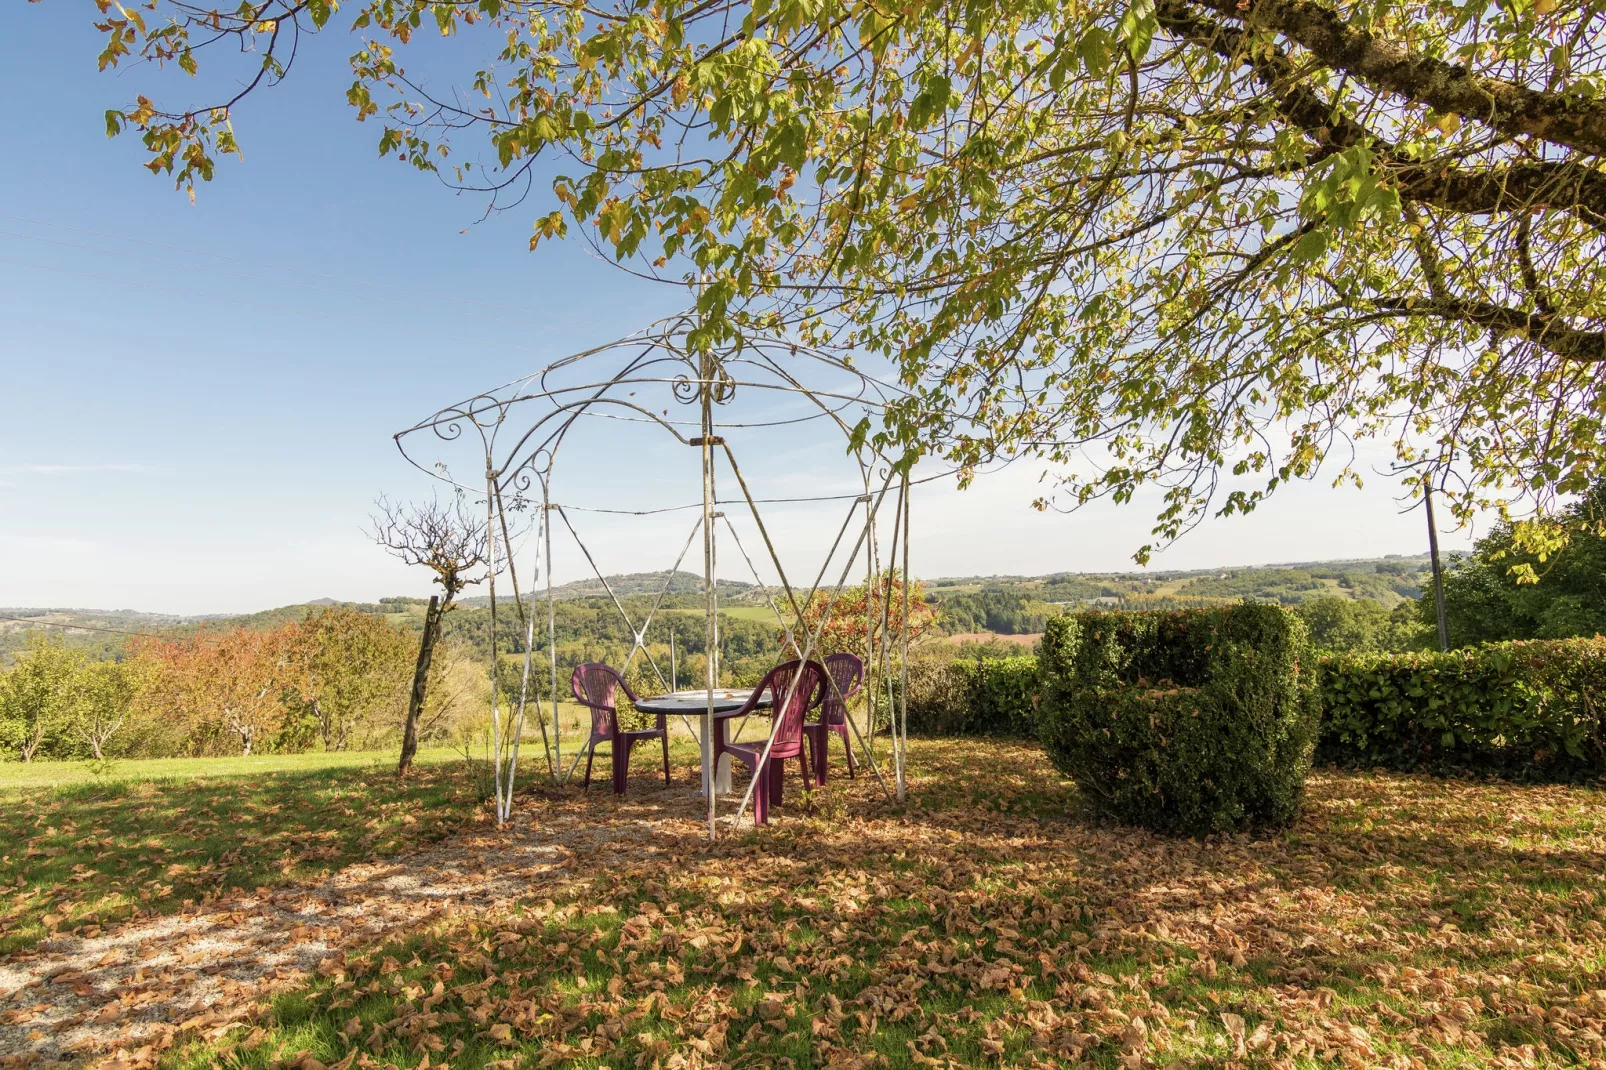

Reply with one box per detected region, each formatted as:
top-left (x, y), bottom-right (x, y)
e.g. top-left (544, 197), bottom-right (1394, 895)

top-left (1, 8), bottom-right (1474, 614)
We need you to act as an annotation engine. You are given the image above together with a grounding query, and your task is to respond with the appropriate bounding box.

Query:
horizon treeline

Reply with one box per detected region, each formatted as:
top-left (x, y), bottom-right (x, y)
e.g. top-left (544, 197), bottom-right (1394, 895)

top-left (6, 536), bottom-right (1599, 762)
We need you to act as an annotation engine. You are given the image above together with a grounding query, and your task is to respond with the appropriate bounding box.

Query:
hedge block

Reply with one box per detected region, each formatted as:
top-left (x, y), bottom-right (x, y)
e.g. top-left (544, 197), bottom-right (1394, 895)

top-left (1037, 604), bottom-right (1321, 835)
top-left (1319, 639), bottom-right (1606, 780)
top-left (906, 655), bottom-right (1040, 737)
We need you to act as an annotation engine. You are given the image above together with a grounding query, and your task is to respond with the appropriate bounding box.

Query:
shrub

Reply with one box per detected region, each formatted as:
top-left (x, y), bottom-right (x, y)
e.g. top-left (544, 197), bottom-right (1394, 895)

top-left (963, 656), bottom-right (1041, 737)
top-left (1292, 596), bottom-right (1430, 654)
top-left (903, 650), bottom-right (970, 734)
top-left (1419, 480), bottom-right (1606, 646)
top-left (1318, 639), bottom-right (1606, 780)
top-left (905, 650), bottom-right (1040, 737)
top-left (1037, 604), bottom-right (1322, 836)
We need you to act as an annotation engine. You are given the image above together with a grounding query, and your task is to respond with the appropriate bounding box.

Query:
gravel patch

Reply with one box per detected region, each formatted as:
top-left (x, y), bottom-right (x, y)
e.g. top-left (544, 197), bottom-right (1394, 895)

top-left (0, 812), bottom-right (568, 1068)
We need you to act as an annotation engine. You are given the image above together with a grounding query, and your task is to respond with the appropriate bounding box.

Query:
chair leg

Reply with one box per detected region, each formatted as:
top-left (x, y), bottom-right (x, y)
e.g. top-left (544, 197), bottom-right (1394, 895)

top-left (769, 757), bottom-right (785, 807)
top-left (799, 743), bottom-right (815, 812)
top-left (612, 737), bottom-right (629, 795)
top-left (660, 732), bottom-right (671, 786)
top-left (813, 729), bottom-right (829, 786)
top-left (752, 758), bottom-right (769, 826)
top-left (583, 741), bottom-right (597, 790)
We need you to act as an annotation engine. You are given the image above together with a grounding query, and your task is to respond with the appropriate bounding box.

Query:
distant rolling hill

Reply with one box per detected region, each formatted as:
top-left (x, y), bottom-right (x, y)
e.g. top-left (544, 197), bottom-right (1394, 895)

top-left (457, 569), bottom-right (756, 605)
top-left (0, 607), bottom-right (191, 661)
top-left (0, 601), bottom-right (419, 662)
top-left (2, 554), bottom-right (1436, 661)
top-left (927, 554), bottom-right (1431, 606)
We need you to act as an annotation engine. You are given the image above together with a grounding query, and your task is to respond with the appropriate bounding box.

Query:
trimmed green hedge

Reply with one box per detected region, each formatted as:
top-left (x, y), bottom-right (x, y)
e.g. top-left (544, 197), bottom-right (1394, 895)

top-left (1037, 604), bottom-right (1322, 835)
top-left (903, 629), bottom-right (1606, 793)
top-left (1319, 638), bottom-right (1606, 780)
top-left (906, 655), bottom-right (1041, 737)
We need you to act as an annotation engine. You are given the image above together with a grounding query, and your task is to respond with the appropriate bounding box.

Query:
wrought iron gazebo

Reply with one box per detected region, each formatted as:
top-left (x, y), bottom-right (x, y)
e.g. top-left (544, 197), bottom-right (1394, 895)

top-left (393, 312), bottom-right (931, 837)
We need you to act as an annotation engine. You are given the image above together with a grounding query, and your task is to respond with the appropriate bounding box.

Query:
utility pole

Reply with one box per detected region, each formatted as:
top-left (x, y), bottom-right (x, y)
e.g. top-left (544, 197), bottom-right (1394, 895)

top-left (1423, 476), bottom-right (1450, 652)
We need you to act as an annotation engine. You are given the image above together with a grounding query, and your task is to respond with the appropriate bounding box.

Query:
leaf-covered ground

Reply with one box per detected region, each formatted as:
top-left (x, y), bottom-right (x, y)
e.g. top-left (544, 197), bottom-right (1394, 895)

top-left (145, 739), bottom-right (1605, 1070)
top-left (0, 751), bottom-right (477, 956)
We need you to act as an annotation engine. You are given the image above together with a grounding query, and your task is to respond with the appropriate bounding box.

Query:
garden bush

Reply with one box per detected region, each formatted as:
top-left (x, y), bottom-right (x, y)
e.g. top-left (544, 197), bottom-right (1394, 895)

top-left (1319, 638), bottom-right (1606, 780)
top-left (905, 651), bottom-right (1041, 737)
top-left (1037, 604), bottom-right (1322, 836)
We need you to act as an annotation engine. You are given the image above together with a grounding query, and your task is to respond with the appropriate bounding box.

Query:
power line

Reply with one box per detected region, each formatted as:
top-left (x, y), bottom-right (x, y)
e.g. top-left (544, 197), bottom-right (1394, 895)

top-left (0, 615), bottom-right (172, 640)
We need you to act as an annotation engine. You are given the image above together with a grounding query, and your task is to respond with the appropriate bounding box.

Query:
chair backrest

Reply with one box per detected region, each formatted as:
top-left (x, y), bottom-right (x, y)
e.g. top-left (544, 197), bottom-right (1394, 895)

top-left (763, 659), bottom-right (826, 747)
top-left (572, 663), bottom-right (623, 736)
top-left (820, 653), bottom-right (863, 724)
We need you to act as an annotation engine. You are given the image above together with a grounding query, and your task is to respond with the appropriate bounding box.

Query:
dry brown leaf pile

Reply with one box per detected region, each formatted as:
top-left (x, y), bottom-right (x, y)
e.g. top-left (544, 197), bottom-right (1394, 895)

top-left (9, 740), bottom-right (1606, 1069)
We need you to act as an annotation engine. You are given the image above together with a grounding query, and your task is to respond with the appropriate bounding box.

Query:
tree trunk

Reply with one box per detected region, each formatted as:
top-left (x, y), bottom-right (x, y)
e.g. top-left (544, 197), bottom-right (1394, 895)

top-left (399, 594), bottom-right (442, 778)
top-left (19, 717), bottom-right (46, 762)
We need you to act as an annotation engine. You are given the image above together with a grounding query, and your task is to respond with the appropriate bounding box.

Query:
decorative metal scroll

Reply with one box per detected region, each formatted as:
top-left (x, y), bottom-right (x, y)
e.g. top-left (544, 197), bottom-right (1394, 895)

top-left (394, 312), bottom-right (923, 836)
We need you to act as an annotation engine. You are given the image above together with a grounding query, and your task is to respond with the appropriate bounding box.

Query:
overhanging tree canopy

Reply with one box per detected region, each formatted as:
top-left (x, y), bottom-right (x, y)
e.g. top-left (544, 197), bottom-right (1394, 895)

top-left (91, 0), bottom-right (1606, 553)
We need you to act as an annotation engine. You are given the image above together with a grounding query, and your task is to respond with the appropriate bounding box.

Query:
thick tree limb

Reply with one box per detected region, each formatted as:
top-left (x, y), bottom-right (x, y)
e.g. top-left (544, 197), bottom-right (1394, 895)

top-left (1194, 0), bottom-right (1606, 158)
top-left (1155, 0), bottom-right (1606, 230)
top-left (1393, 160), bottom-right (1606, 231)
top-left (1154, 0), bottom-right (1371, 150)
top-left (1153, 0), bottom-right (1606, 365)
top-left (1373, 296), bottom-right (1606, 362)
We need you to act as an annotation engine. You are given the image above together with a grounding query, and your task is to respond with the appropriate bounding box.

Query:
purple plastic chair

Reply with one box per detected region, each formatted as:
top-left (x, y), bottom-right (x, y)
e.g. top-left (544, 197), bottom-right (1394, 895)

top-left (571, 663), bottom-right (670, 795)
top-left (715, 659), bottom-right (826, 825)
top-left (803, 652), bottom-right (863, 784)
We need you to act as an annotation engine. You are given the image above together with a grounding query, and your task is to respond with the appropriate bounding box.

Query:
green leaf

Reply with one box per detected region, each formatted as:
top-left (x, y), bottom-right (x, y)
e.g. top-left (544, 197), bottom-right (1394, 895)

top-left (1077, 27), bottom-right (1112, 76)
top-left (1292, 230), bottom-right (1328, 264)
top-left (846, 416), bottom-right (871, 455)
top-left (1121, 0), bottom-right (1156, 62)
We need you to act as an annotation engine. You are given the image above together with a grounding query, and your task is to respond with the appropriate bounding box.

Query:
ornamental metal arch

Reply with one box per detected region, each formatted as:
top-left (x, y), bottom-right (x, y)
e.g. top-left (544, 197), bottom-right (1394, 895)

top-left (393, 311), bottom-right (929, 838)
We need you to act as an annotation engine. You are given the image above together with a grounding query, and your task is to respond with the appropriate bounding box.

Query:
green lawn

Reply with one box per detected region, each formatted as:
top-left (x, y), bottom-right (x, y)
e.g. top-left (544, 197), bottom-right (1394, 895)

top-left (660, 604), bottom-right (781, 623)
top-left (0, 747), bottom-right (459, 794)
top-left (717, 605), bottom-right (783, 623)
top-left (158, 740), bottom-right (1606, 1069)
top-left (0, 748), bottom-right (481, 955)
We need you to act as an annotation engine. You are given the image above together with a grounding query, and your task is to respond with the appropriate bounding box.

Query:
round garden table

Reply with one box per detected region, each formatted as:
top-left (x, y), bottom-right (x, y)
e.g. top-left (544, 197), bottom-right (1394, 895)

top-left (634, 688), bottom-right (773, 796)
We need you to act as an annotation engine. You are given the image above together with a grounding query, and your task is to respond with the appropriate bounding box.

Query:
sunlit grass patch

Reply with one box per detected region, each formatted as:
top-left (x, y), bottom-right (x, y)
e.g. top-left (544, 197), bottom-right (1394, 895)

top-left (0, 750), bottom-right (481, 955)
top-left (0, 747), bottom-right (461, 795)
